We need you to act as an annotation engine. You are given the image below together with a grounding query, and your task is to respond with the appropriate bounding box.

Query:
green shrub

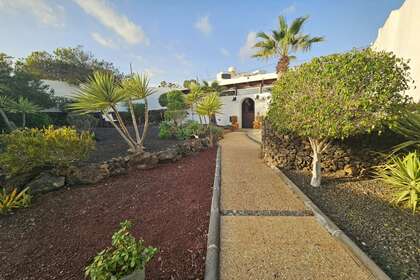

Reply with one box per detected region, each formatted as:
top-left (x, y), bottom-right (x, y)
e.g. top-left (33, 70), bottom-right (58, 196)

top-left (391, 109), bottom-right (420, 153)
top-left (0, 126), bottom-right (95, 176)
top-left (159, 120), bottom-right (174, 139)
top-left (85, 220), bottom-right (157, 280)
top-left (0, 187), bottom-right (31, 214)
top-left (376, 152), bottom-right (420, 213)
top-left (67, 113), bottom-right (99, 133)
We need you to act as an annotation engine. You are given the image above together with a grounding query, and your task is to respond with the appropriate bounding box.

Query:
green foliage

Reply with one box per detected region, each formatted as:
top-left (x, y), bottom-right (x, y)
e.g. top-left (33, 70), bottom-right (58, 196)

top-left (158, 120), bottom-right (174, 139)
top-left (0, 187), bottom-right (31, 215)
top-left (0, 126), bottom-right (95, 176)
top-left (376, 152), bottom-right (420, 213)
top-left (67, 113), bottom-right (98, 133)
top-left (22, 46), bottom-right (121, 85)
top-left (85, 220), bottom-right (157, 280)
top-left (196, 92), bottom-right (222, 119)
top-left (253, 16), bottom-right (324, 73)
top-left (158, 93), bottom-right (168, 107)
top-left (391, 109), bottom-right (420, 153)
top-left (0, 113), bottom-right (51, 131)
top-left (0, 53), bottom-right (55, 108)
top-left (164, 90), bottom-right (187, 125)
top-left (9, 97), bottom-right (42, 127)
top-left (268, 49), bottom-right (412, 140)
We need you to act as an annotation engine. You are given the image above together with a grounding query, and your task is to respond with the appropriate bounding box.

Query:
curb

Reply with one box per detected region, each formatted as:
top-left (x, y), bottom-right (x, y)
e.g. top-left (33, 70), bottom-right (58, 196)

top-left (204, 145), bottom-right (221, 280)
top-left (271, 167), bottom-right (391, 280)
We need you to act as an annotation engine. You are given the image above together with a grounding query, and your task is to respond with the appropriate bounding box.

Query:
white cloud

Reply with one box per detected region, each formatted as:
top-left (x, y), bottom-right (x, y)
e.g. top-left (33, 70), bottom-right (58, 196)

top-left (91, 32), bottom-right (116, 48)
top-left (239, 32), bottom-right (257, 60)
top-left (144, 67), bottom-right (165, 78)
top-left (281, 4), bottom-right (296, 15)
top-left (195, 16), bottom-right (212, 35)
top-left (0, 0), bottom-right (65, 27)
top-left (220, 48), bottom-right (230, 57)
top-left (175, 53), bottom-right (192, 67)
top-left (73, 0), bottom-right (149, 45)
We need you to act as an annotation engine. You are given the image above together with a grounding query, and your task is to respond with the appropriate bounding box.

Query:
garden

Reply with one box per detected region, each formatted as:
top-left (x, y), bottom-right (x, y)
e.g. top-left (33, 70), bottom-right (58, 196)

top-left (262, 48), bottom-right (420, 280)
top-left (0, 48), bottom-right (224, 279)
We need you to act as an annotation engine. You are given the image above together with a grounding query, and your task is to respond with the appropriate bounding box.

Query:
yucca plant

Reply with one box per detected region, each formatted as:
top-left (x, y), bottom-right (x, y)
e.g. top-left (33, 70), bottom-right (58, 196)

top-left (375, 152), bottom-right (420, 213)
top-left (196, 92), bottom-right (222, 147)
top-left (391, 110), bottom-right (420, 153)
top-left (0, 187), bottom-right (31, 214)
top-left (70, 72), bottom-right (154, 153)
top-left (0, 95), bottom-right (16, 131)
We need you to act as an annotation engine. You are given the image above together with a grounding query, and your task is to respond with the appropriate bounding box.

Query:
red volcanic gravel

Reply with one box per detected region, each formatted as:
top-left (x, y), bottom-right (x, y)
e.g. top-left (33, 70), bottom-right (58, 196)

top-left (0, 148), bottom-right (217, 280)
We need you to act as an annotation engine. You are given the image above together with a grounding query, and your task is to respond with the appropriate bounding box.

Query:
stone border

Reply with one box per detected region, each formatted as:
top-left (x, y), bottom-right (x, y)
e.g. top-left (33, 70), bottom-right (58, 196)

top-left (271, 167), bottom-right (391, 280)
top-left (204, 145), bottom-right (221, 280)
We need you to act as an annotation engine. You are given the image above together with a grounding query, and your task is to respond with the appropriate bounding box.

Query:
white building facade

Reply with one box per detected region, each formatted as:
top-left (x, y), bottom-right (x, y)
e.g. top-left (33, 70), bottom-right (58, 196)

top-left (373, 0), bottom-right (420, 102)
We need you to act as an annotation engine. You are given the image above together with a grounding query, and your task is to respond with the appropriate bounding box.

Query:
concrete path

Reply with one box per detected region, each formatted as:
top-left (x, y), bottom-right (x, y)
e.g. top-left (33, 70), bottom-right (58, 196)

top-left (219, 132), bottom-right (374, 280)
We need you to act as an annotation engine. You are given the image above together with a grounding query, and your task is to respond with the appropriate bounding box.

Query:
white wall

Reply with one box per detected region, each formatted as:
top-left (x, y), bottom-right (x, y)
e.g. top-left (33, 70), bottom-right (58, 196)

top-left (373, 0), bottom-right (420, 102)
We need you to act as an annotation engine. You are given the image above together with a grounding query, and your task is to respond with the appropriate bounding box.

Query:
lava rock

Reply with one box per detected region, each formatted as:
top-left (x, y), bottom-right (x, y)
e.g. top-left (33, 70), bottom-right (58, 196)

top-left (26, 172), bottom-right (65, 194)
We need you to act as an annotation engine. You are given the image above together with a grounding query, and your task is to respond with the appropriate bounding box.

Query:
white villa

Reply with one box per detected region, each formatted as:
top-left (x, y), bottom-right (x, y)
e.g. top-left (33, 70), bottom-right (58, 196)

top-left (373, 0), bottom-right (420, 102)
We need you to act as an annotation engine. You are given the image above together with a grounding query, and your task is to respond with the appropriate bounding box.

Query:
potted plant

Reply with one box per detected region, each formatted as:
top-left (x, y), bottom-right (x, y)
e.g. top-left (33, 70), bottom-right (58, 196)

top-left (85, 220), bottom-right (157, 280)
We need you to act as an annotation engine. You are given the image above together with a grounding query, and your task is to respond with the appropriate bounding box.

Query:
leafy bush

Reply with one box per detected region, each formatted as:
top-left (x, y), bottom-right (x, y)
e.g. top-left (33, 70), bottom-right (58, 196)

top-left (0, 112), bottom-right (51, 131)
top-left (269, 49), bottom-right (412, 186)
top-left (0, 187), bottom-right (31, 214)
top-left (85, 220), bottom-right (157, 280)
top-left (164, 90), bottom-right (187, 126)
top-left (67, 113), bottom-right (99, 133)
top-left (0, 126), bottom-right (95, 175)
top-left (159, 120), bottom-right (174, 139)
top-left (376, 152), bottom-right (420, 213)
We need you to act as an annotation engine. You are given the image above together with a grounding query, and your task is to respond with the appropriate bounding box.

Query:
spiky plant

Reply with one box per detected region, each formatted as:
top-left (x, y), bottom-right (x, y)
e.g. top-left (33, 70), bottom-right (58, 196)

top-left (185, 83), bottom-right (204, 122)
top-left (10, 97), bottom-right (42, 127)
top-left (376, 152), bottom-right (420, 213)
top-left (70, 71), bottom-right (154, 153)
top-left (196, 92), bottom-right (222, 147)
top-left (253, 15), bottom-right (324, 78)
top-left (0, 187), bottom-right (31, 214)
top-left (391, 110), bottom-right (420, 153)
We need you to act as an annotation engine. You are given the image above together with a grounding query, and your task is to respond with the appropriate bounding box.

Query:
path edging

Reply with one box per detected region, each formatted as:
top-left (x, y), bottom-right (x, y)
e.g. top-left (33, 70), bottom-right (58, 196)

top-left (271, 167), bottom-right (391, 280)
top-left (204, 145), bottom-right (221, 280)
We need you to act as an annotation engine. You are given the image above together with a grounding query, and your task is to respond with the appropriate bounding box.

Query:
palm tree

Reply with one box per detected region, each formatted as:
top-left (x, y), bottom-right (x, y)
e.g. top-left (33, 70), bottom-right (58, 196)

top-left (253, 15), bottom-right (324, 78)
top-left (10, 97), bottom-right (42, 127)
top-left (185, 82), bottom-right (204, 122)
top-left (196, 92), bottom-right (222, 147)
top-left (120, 74), bottom-right (156, 149)
top-left (0, 95), bottom-right (15, 131)
top-left (70, 71), bottom-right (154, 153)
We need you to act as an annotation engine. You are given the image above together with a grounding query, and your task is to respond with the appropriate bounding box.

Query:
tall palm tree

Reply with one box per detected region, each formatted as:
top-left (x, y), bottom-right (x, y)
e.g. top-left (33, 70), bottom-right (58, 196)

top-left (253, 15), bottom-right (324, 78)
top-left (196, 92), bottom-right (222, 147)
top-left (10, 97), bottom-right (42, 127)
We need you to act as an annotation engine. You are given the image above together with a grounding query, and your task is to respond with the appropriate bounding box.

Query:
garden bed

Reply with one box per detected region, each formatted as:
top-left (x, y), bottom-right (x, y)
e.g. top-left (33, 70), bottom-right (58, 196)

top-left (87, 125), bottom-right (182, 163)
top-left (284, 170), bottom-right (420, 280)
top-left (0, 148), bottom-right (217, 280)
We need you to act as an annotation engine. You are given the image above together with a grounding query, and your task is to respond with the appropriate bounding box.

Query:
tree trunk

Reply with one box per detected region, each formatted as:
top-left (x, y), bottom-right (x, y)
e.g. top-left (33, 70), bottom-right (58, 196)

top-left (103, 112), bottom-right (136, 151)
top-left (128, 99), bottom-right (141, 144)
top-left (0, 108), bottom-right (15, 131)
top-left (22, 112), bottom-right (26, 127)
top-left (276, 55), bottom-right (290, 79)
top-left (139, 98), bottom-right (149, 149)
top-left (308, 138), bottom-right (330, 187)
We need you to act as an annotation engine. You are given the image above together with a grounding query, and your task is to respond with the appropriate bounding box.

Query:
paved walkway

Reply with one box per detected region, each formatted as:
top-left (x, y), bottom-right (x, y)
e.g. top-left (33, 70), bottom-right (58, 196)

top-left (219, 132), bottom-right (374, 280)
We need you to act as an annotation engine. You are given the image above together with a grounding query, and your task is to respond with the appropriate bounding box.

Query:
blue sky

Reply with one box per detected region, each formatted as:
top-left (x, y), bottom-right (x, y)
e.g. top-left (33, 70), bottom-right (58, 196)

top-left (0, 0), bottom-right (405, 85)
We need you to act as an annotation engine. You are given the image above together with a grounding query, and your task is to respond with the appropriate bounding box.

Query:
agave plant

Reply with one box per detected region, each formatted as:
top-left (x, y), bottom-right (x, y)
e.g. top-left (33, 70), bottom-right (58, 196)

top-left (376, 152), bottom-right (420, 213)
top-left (391, 110), bottom-right (420, 153)
top-left (70, 72), bottom-right (154, 153)
top-left (0, 187), bottom-right (31, 214)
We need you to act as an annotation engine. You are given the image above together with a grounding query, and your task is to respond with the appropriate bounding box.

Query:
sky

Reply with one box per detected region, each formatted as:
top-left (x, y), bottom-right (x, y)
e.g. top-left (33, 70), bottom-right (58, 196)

top-left (0, 0), bottom-right (405, 86)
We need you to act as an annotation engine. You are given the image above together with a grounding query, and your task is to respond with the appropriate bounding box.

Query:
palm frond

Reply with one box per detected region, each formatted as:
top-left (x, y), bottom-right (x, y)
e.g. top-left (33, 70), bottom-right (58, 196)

top-left (278, 15), bottom-right (288, 33)
top-left (289, 16), bottom-right (309, 35)
top-left (121, 73), bottom-right (156, 100)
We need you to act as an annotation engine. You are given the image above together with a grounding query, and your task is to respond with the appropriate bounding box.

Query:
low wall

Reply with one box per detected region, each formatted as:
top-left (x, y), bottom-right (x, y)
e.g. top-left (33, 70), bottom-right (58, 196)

top-left (262, 121), bottom-right (400, 177)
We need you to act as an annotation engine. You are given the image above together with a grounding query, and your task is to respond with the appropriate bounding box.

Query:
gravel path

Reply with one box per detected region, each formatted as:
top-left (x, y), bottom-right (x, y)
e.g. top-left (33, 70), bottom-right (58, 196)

top-left (285, 170), bottom-right (420, 280)
top-left (219, 132), bottom-right (373, 280)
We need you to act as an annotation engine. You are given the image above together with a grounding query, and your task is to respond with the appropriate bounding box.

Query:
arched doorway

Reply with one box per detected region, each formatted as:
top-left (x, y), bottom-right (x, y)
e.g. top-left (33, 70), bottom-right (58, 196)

top-left (241, 98), bottom-right (255, 128)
